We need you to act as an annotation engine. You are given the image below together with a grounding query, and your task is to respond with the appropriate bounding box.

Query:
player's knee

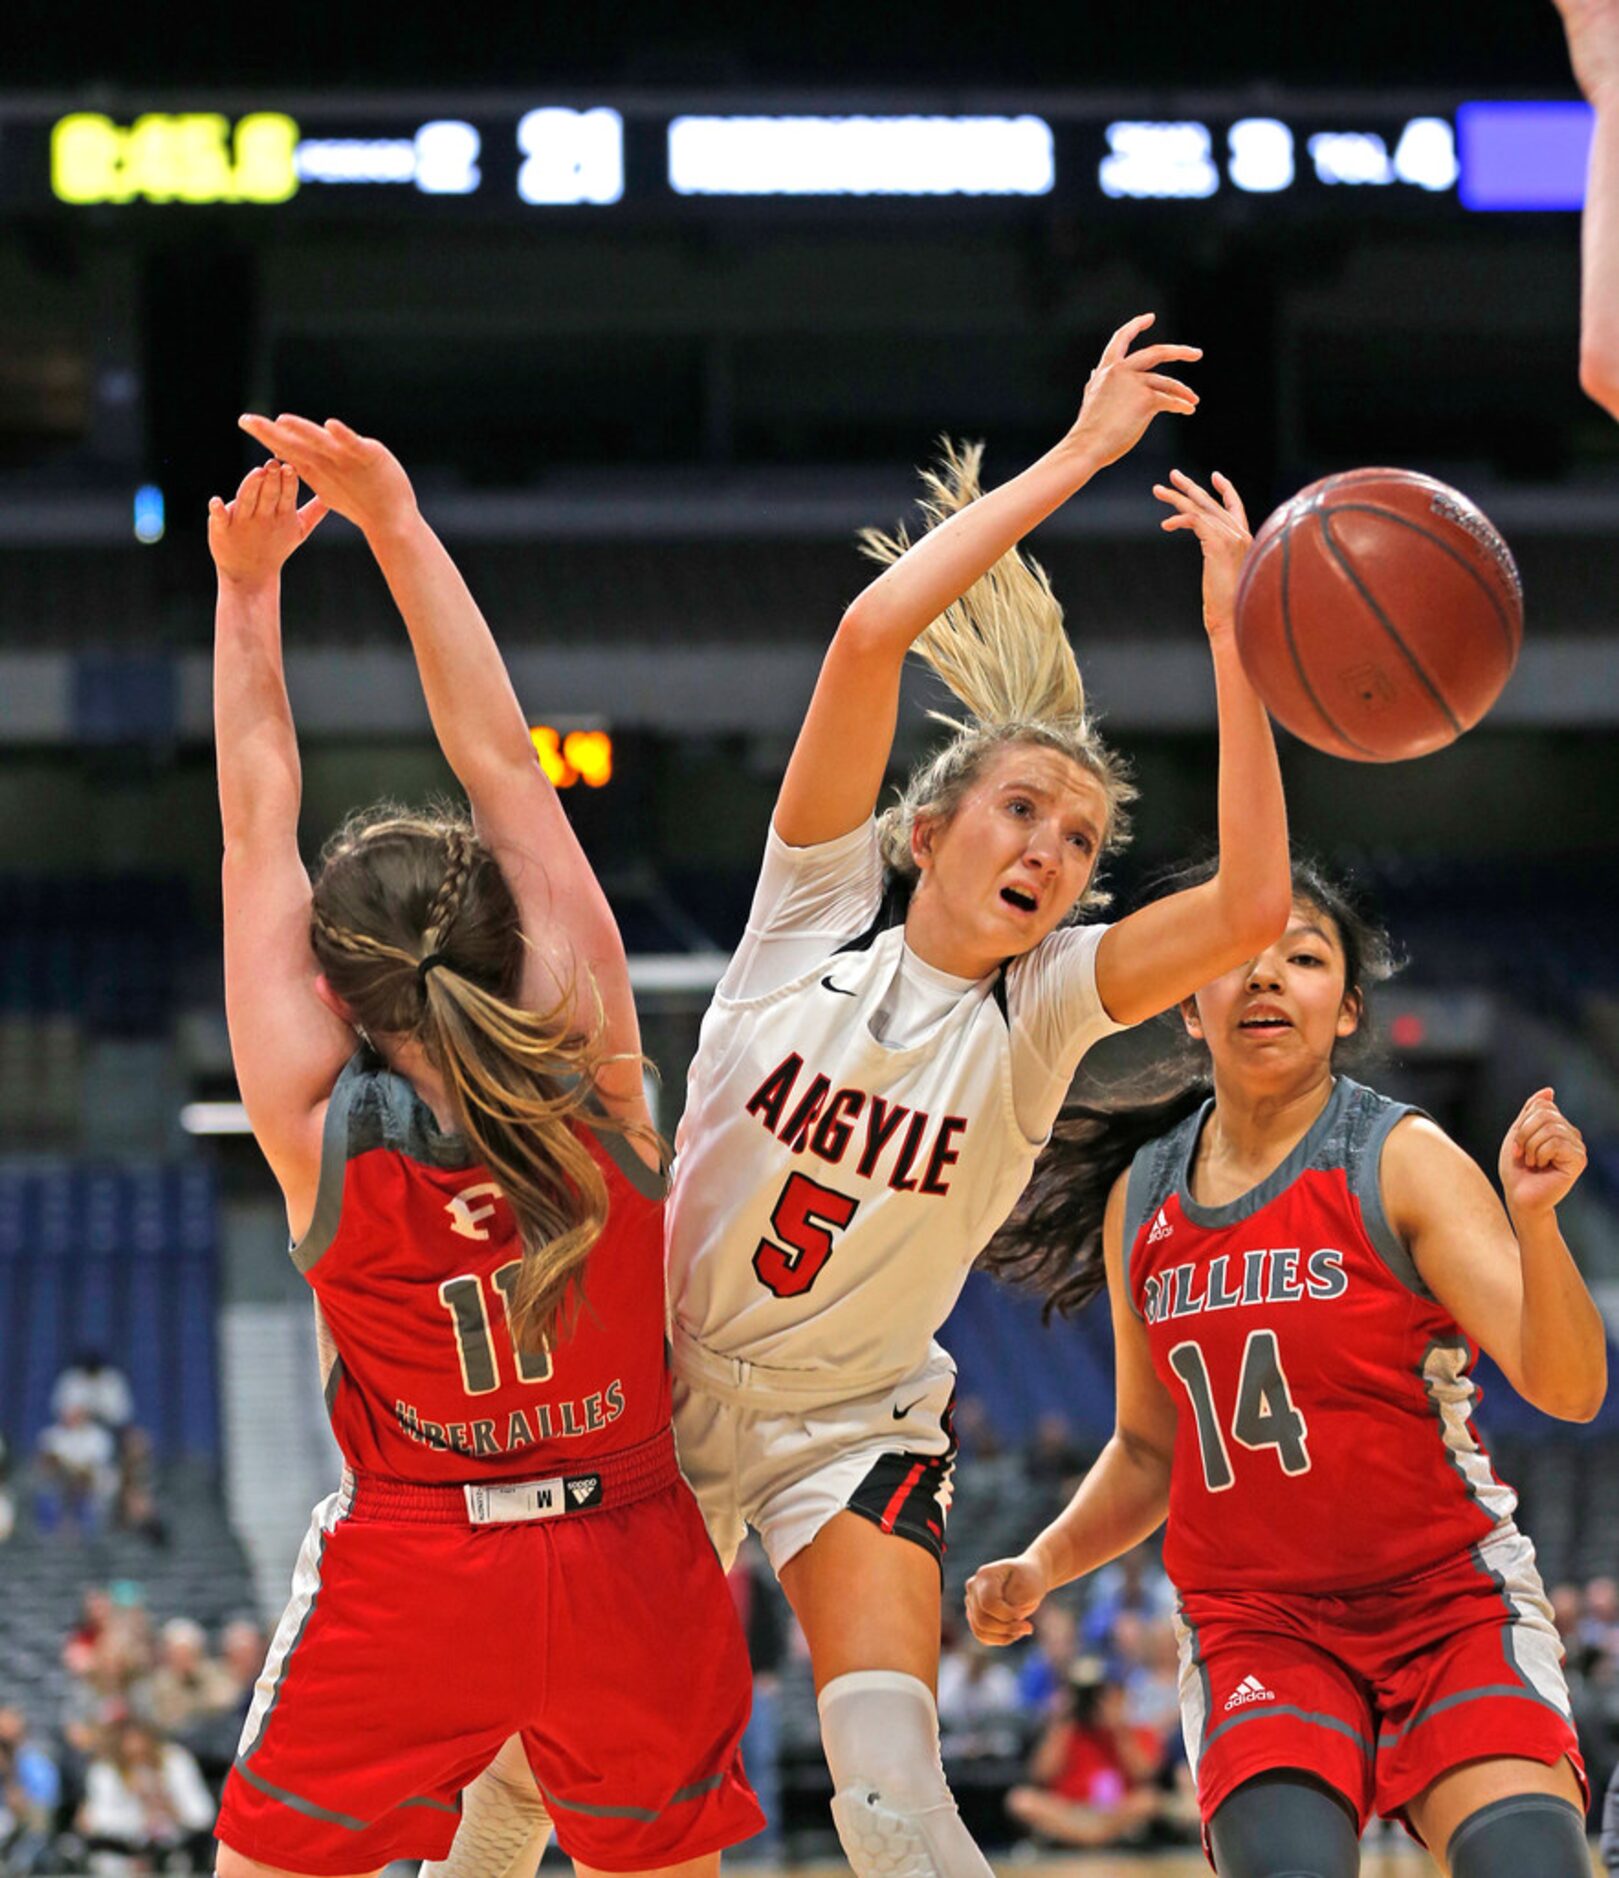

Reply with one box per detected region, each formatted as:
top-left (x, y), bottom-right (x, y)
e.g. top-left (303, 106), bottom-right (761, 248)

top-left (1446, 1793), bottom-right (1588, 1878)
top-left (818, 1672), bottom-right (991, 1878)
top-left (1207, 1771), bottom-right (1359, 1878)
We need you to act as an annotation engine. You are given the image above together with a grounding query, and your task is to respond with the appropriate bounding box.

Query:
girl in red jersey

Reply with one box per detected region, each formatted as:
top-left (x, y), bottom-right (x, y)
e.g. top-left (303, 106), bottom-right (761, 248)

top-left (968, 859), bottom-right (1607, 1878)
top-left (207, 436), bottom-right (761, 1878)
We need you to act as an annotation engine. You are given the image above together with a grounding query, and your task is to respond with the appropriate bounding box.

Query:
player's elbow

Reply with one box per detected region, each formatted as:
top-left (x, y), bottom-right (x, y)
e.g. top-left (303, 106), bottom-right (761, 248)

top-left (1525, 1367), bottom-right (1607, 1424)
top-left (1579, 348), bottom-right (1619, 422)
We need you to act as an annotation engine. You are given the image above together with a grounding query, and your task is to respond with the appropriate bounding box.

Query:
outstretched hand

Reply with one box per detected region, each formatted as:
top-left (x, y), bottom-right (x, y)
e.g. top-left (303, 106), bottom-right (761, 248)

top-left (1553, 0), bottom-right (1619, 103)
top-left (964, 1553), bottom-right (1050, 1646)
top-left (1500, 1087), bottom-right (1587, 1221)
top-left (1153, 468), bottom-right (1252, 641)
top-left (237, 413), bottom-right (417, 539)
top-left (1068, 313), bottom-right (1201, 470)
top-left (207, 462), bottom-right (326, 587)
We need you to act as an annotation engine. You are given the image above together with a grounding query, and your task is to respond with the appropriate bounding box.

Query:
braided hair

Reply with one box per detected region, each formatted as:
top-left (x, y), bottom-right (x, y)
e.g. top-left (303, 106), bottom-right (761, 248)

top-left (310, 803), bottom-right (646, 1354)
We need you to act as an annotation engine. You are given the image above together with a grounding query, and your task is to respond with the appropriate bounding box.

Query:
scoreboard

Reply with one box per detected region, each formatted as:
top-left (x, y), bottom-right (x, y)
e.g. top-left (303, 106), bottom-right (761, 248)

top-left (0, 95), bottom-right (1594, 218)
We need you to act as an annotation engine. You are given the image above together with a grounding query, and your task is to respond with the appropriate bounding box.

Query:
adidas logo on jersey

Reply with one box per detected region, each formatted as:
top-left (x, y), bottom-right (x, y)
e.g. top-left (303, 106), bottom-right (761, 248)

top-left (1223, 1675), bottom-right (1276, 1711)
top-left (1147, 1208), bottom-right (1174, 1245)
top-left (565, 1473), bottom-right (604, 1509)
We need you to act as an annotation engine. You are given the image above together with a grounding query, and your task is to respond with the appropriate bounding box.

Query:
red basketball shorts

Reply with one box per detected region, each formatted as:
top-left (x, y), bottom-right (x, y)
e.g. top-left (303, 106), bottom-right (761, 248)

top-left (216, 1433), bottom-right (763, 1875)
top-left (1173, 1525), bottom-right (1585, 1845)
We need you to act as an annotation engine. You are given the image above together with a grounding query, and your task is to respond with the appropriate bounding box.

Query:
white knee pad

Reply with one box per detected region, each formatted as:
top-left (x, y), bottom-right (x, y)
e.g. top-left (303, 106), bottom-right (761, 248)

top-left (818, 1671), bottom-right (993, 1878)
top-left (421, 1736), bottom-right (552, 1878)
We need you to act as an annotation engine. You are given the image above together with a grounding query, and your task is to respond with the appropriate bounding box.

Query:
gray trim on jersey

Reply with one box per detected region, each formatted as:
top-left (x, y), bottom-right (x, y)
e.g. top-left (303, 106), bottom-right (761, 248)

top-left (1172, 1600), bottom-right (1214, 1774)
top-left (231, 1757), bottom-right (459, 1831)
top-left (1121, 1135), bottom-right (1182, 1320)
top-left (1175, 1077), bottom-right (1354, 1230)
top-left (1201, 1700), bottom-right (1376, 1757)
top-left (575, 1106), bottom-right (668, 1202)
top-left (288, 1056), bottom-right (370, 1275)
top-left (537, 1771), bottom-right (727, 1822)
top-left (1419, 1336), bottom-right (1518, 1527)
top-left (1348, 1094), bottom-right (1431, 1296)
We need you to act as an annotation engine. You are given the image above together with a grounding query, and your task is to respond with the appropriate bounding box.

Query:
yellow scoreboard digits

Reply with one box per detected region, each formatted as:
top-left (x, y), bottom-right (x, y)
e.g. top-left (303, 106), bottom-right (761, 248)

top-left (50, 112), bottom-right (300, 205)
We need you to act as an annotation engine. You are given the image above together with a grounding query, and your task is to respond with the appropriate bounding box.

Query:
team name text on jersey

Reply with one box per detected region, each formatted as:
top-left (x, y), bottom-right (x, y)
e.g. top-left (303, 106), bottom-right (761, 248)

top-left (393, 1379), bottom-right (626, 1455)
top-left (1142, 1248), bottom-right (1348, 1325)
top-left (744, 1053), bottom-right (968, 1195)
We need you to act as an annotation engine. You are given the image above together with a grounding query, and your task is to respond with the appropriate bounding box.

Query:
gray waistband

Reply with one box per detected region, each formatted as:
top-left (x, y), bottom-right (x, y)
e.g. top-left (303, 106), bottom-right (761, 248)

top-left (670, 1322), bottom-right (910, 1411)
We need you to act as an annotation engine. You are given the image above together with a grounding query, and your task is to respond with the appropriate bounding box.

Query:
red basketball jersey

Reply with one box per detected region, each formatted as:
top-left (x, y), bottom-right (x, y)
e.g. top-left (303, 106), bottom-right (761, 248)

top-left (1124, 1077), bottom-right (1516, 1595)
top-left (292, 1053), bottom-right (670, 1482)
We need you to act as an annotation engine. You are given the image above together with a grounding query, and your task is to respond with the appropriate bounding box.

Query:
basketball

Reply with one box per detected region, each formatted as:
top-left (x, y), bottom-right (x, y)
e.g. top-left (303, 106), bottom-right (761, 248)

top-left (1233, 469), bottom-right (1524, 761)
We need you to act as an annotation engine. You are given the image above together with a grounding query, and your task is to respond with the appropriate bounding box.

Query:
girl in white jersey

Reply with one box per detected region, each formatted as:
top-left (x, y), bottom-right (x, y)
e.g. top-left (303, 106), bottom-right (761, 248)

top-left (429, 312), bottom-right (1294, 1878)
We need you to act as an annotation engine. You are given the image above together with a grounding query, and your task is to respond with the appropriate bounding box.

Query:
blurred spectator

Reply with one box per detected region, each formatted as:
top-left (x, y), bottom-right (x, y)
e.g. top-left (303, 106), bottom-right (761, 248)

top-left (51, 1352), bottom-right (134, 1434)
top-left (113, 1429), bottom-right (168, 1548)
top-left (0, 1708), bottom-right (60, 1874)
top-left (217, 1620), bottom-right (268, 1719)
top-left (0, 1429), bottom-right (14, 1544)
top-left (34, 1403), bottom-right (117, 1536)
top-left (51, 1353), bottom-right (133, 1435)
top-left (1005, 1657), bottom-right (1164, 1850)
top-left (726, 1538), bottom-right (787, 1860)
top-left (63, 1588), bottom-right (115, 1678)
top-left (1015, 1601), bottom-right (1079, 1716)
top-left (1025, 1412), bottom-right (1085, 1487)
top-left (60, 1594), bottom-right (155, 1769)
top-left (143, 1620), bottom-right (237, 1741)
top-left (78, 1720), bottom-right (214, 1874)
top-left (951, 1396), bottom-right (1005, 1465)
top-left (1584, 1577), bottom-right (1619, 1662)
top-left (937, 1636), bottom-right (1022, 1759)
top-left (1118, 1615), bottom-right (1183, 1747)
top-left (1081, 1541), bottom-right (1175, 1653)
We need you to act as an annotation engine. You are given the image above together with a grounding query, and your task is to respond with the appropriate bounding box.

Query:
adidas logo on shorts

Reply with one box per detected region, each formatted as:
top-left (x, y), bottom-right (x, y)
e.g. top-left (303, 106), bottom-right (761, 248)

top-left (1147, 1208), bottom-right (1174, 1245)
top-left (1223, 1675), bottom-right (1276, 1711)
top-left (566, 1474), bottom-right (603, 1508)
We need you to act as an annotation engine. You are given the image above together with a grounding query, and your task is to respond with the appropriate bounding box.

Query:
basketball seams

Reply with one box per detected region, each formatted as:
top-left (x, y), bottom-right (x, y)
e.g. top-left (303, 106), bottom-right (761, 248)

top-left (1274, 520), bottom-right (1380, 760)
top-left (1317, 516), bottom-right (1464, 737)
top-left (1322, 500), bottom-right (1521, 664)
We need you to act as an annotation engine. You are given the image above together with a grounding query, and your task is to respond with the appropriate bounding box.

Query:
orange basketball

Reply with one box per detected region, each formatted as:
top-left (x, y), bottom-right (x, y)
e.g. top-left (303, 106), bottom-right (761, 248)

top-left (1233, 469), bottom-right (1523, 761)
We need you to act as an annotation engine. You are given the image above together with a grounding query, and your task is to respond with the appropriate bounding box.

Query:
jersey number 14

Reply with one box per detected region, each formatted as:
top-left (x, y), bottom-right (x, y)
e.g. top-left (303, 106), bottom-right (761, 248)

top-left (1168, 1330), bottom-right (1311, 1491)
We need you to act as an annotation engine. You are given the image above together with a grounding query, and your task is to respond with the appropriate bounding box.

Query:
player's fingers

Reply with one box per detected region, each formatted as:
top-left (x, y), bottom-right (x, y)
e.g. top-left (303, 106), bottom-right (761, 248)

top-left (207, 495), bottom-right (229, 529)
top-left (297, 495), bottom-right (329, 538)
top-left (1102, 311), bottom-right (1155, 361)
top-left (1130, 343), bottom-right (1204, 369)
top-left (1211, 472), bottom-right (1251, 527)
top-left (239, 467), bottom-right (269, 519)
top-left (272, 461), bottom-right (298, 515)
top-left (324, 417), bottom-right (365, 446)
top-left (1146, 375), bottom-right (1199, 404)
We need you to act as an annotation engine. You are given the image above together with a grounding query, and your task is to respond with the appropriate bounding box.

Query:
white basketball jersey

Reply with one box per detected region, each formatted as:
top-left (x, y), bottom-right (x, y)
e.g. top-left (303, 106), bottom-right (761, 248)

top-left (668, 822), bottom-right (1120, 1400)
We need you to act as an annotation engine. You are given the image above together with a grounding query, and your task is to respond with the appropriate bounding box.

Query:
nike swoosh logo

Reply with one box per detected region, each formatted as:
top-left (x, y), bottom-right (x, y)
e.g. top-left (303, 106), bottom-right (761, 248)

top-left (821, 976), bottom-right (857, 997)
top-left (892, 1398), bottom-right (925, 1419)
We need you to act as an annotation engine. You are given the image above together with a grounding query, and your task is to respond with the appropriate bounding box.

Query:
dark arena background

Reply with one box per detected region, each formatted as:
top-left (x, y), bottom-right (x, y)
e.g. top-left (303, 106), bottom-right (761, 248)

top-left (2, 3), bottom-right (1618, 1872)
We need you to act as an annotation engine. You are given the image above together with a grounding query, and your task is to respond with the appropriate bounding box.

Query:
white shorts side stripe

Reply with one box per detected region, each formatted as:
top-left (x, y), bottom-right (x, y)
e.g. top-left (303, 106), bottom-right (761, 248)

top-left (238, 1471), bottom-right (356, 1760)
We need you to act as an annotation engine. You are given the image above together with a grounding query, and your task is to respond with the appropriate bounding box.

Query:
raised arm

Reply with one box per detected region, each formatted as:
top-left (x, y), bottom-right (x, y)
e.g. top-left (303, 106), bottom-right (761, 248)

top-left (965, 1173), bottom-right (1177, 1645)
top-left (775, 314), bottom-right (1202, 847)
top-left (210, 463), bottom-right (350, 1225)
top-left (1384, 1093), bottom-right (1608, 1422)
top-left (1094, 471), bottom-right (1291, 1027)
top-left (1556, 0), bottom-right (1619, 415)
top-left (237, 415), bottom-right (646, 1125)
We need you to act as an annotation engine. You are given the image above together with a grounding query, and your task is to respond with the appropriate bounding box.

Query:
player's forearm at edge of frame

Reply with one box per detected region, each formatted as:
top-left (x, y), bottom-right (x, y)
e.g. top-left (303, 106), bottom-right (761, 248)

top-left (1512, 1203), bottom-right (1608, 1421)
top-left (1580, 82), bottom-right (1619, 416)
top-left (214, 575), bottom-right (301, 851)
top-left (361, 511), bottom-right (542, 800)
top-left (1019, 1430), bottom-right (1172, 1593)
top-left (1201, 623), bottom-right (1290, 958)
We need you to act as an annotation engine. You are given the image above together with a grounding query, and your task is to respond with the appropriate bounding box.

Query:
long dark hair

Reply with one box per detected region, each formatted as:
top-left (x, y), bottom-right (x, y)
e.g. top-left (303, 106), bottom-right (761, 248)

top-left (979, 854), bottom-right (1399, 1320)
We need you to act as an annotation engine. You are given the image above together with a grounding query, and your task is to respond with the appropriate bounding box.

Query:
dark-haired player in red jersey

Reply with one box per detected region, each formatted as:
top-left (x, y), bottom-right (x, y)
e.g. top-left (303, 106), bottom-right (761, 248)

top-left (968, 859), bottom-right (1606, 1878)
top-left (207, 431), bottom-right (761, 1878)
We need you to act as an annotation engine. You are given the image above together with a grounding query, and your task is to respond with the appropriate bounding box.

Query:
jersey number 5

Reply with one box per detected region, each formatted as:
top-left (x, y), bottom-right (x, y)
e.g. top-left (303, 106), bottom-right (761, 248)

top-left (754, 1172), bottom-right (860, 1299)
top-left (1167, 1329), bottom-right (1310, 1492)
top-left (438, 1261), bottom-right (553, 1396)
